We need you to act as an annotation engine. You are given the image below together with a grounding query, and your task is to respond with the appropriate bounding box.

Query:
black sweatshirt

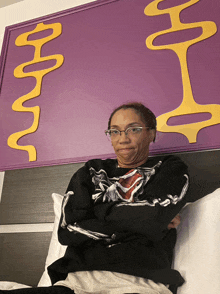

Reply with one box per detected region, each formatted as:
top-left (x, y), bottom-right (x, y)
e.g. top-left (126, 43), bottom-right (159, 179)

top-left (48, 155), bottom-right (189, 293)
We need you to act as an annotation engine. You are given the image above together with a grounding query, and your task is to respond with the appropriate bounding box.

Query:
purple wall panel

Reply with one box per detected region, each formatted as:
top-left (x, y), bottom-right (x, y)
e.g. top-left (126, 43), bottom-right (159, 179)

top-left (0, 0), bottom-right (220, 170)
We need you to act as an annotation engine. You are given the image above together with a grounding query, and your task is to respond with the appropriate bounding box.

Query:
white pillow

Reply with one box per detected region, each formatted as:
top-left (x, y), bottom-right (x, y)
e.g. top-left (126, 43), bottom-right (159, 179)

top-left (0, 282), bottom-right (31, 290)
top-left (174, 188), bottom-right (220, 294)
top-left (38, 193), bottom-right (67, 287)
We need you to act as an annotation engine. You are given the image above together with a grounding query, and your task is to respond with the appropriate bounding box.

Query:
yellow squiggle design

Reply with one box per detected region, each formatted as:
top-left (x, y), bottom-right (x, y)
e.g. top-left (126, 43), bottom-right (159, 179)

top-left (145, 0), bottom-right (219, 143)
top-left (7, 22), bottom-right (64, 161)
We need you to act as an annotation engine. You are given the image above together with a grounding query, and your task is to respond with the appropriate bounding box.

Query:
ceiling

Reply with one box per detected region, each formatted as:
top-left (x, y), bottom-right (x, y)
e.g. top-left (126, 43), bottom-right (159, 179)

top-left (0, 0), bottom-right (24, 9)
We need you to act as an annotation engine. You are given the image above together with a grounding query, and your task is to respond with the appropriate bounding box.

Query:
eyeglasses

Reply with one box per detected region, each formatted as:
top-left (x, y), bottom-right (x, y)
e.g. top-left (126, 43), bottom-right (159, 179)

top-left (105, 126), bottom-right (152, 141)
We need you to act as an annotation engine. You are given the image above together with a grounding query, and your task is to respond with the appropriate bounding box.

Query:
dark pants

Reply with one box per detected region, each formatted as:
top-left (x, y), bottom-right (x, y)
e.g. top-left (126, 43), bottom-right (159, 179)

top-left (0, 286), bottom-right (74, 294)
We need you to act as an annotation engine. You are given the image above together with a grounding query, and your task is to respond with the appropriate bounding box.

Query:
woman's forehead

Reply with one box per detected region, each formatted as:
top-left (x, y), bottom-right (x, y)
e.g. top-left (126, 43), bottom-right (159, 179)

top-left (110, 108), bottom-right (144, 127)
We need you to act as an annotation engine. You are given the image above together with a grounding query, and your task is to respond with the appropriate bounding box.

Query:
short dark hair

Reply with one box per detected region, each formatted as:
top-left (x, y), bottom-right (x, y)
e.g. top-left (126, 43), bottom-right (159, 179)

top-left (108, 102), bottom-right (157, 130)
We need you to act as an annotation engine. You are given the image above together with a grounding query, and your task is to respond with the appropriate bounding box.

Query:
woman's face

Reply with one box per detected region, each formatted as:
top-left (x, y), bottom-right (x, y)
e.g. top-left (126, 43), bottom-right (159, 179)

top-left (110, 108), bottom-right (155, 168)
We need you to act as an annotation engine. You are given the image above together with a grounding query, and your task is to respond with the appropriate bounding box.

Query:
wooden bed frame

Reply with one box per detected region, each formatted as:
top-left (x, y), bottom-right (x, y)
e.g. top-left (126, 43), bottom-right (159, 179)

top-left (0, 149), bottom-right (220, 286)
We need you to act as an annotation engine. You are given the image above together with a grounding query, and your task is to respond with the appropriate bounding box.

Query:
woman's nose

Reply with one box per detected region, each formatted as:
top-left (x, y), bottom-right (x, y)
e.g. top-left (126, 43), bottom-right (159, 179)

top-left (118, 131), bottom-right (130, 143)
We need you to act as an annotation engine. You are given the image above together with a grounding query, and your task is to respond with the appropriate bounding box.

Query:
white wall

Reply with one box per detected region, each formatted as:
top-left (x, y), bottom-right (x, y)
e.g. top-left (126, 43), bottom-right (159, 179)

top-left (0, 0), bottom-right (96, 52)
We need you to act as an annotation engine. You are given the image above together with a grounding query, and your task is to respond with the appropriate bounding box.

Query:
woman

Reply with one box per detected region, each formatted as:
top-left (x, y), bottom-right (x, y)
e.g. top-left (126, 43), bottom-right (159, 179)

top-left (1, 102), bottom-right (189, 294)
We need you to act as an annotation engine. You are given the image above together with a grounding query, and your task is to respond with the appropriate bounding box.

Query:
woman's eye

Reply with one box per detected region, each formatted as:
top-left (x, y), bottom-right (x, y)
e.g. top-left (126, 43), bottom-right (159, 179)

top-left (111, 130), bottom-right (119, 135)
top-left (130, 127), bottom-right (141, 133)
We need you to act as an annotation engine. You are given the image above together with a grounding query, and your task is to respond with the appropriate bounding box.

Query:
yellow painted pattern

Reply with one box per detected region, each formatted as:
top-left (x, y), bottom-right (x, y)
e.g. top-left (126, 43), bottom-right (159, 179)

top-left (7, 22), bottom-right (64, 161)
top-left (145, 0), bottom-right (219, 143)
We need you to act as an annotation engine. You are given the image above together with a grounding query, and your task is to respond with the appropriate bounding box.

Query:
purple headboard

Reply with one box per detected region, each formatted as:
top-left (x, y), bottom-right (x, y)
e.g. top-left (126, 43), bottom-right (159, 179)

top-left (0, 0), bottom-right (220, 170)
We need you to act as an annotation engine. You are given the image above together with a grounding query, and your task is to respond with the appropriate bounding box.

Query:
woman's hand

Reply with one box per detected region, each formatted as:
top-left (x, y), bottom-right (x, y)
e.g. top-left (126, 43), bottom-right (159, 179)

top-left (168, 214), bottom-right (181, 229)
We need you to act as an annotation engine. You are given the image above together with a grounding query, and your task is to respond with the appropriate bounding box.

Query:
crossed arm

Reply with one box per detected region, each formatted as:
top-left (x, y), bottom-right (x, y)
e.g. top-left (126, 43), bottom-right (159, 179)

top-left (58, 156), bottom-right (188, 246)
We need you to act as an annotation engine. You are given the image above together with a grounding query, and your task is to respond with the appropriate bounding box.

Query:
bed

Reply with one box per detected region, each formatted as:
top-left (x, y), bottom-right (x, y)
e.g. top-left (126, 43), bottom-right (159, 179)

top-left (0, 149), bottom-right (220, 293)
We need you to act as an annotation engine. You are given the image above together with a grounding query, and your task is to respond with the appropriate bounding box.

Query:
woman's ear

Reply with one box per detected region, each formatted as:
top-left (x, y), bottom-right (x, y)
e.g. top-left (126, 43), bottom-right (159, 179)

top-left (150, 129), bottom-right (156, 143)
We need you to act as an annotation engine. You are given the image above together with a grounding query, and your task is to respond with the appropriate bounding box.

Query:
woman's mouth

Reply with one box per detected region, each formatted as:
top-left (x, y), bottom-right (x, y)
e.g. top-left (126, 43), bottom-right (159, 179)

top-left (118, 148), bottom-right (133, 153)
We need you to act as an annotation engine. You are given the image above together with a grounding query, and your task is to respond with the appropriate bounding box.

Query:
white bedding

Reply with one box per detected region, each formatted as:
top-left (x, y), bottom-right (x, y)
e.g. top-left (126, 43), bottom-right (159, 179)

top-left (1, 189), bottom-right (220, 293)
top-left (174, 188), bottom-right (220, 294)
top-left (0, 282), bottom-right (31, 290)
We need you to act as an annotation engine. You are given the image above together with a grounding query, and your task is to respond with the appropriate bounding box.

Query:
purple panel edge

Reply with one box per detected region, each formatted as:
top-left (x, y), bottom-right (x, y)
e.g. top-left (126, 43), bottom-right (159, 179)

top-left (0, 27), bottom-right (11, 92)
top-left (1, 145), bottom-right (220, 171)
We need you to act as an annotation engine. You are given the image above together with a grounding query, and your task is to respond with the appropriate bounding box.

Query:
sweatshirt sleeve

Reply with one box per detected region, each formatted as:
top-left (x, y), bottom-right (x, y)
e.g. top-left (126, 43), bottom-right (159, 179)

top-left (58, 163), bottom-right (115, 246)
top-left (102, 156), bottom-right (189, 241)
